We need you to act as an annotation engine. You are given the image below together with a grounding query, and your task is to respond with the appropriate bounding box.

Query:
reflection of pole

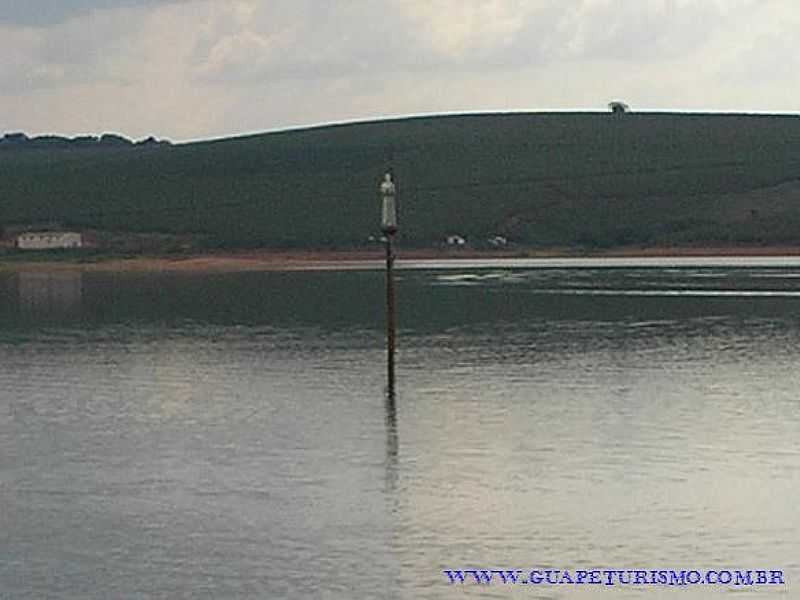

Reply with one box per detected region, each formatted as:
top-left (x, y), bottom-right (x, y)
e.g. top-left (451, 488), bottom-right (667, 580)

top-left (380, 170), bottom-right (398, 398)
top-left (385, 233), bottom-right (396, 397)
top-left (384, 389), bottom-right (398, 493)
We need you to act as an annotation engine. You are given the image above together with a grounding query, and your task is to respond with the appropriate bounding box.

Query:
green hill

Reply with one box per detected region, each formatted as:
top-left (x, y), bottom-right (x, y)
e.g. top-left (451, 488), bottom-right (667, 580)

top-left (3, 112), bottom-right (800, 249)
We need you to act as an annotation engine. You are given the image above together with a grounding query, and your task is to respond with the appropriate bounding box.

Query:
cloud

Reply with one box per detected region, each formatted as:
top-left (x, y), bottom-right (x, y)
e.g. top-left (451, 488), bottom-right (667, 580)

top-left (0, 0), bottom-right (194, 26)
top-left (0, 8), bottom-right (148, 91)
top-left (187, 0), bottom-right (768, 85)
top-left (190, 1), bottom-right (418, 83)
top-left (189, 1), bottom-right (568, 83)
top-left (0, 2), bottom-right (228, 139)
top-left (397, 0), bottom-right (542, 60)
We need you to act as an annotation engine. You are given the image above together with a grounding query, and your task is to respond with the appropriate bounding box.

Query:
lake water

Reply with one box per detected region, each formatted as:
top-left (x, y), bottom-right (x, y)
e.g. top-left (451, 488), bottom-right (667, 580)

top-left (1, 258), bottom-right (799, 598)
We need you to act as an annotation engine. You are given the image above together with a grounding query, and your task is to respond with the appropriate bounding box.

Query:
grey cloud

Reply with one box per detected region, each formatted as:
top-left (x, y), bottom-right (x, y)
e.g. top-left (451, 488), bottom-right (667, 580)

top-left (0, 8), bottom-right (145, 91)
top-left (189, 1), bottom-right (559, 84)
top-left (0, 0), bottom-right (192, 26)
top-left (559, 0), bottom-right (728, 62)
top-left (188, 0), bottom-right (751, 87)
top-left (190, 2), bottom-right (422, 83)
top-left (718, 29), bottom-right (800, 85)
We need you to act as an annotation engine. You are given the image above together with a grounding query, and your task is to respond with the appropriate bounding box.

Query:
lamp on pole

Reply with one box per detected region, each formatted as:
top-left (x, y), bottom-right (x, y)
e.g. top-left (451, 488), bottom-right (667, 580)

top-left (380, 170), bottom-right (397, 397)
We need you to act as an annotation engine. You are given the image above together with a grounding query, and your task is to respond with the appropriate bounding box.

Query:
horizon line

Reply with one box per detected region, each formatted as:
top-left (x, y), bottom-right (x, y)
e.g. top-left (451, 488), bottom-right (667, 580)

top-left (8, 107), bottom-right (800, 145)
top-left (183, 108), bottom-right (800, 144)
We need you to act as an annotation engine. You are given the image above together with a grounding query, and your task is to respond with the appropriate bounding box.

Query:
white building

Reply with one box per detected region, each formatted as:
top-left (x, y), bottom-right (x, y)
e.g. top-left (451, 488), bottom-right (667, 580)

top-left (445, 235), bottom-right (466, 246)
top-left (16, 231), bottom-right (83, 250)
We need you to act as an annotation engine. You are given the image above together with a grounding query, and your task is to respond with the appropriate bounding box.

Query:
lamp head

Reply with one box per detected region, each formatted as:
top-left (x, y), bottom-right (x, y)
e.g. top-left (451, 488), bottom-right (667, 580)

top-left (380, 171), bottom-right (397, 235)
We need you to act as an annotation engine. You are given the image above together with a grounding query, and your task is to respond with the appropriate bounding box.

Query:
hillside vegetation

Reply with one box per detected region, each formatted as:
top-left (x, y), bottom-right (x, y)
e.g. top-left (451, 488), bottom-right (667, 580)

top-left (2, 112), bottom-right (800, 249)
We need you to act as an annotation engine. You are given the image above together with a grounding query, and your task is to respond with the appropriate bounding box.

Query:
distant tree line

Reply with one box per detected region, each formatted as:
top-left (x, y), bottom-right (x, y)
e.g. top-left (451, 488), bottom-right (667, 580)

top-left (0, 132), bottom-right (171, 150)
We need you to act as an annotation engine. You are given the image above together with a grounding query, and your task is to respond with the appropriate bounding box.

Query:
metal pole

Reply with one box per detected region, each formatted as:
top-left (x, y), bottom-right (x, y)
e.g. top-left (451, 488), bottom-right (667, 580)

top-left (385, 233), bottom-right (396, 398)
top-left (380, 169), bottom-right (398, 398)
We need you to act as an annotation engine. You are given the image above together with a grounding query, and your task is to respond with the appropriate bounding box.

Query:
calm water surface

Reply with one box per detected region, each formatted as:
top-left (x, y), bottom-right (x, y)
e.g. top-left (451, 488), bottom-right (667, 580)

top-left (1, 259), bottom-right (799, 598)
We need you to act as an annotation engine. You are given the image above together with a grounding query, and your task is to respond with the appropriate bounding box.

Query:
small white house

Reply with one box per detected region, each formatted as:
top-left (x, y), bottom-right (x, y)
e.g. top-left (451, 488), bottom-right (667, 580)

top-left (445, 235), bottom-right (466, 246)
top-left (16, 231), bottom-right (83, 250)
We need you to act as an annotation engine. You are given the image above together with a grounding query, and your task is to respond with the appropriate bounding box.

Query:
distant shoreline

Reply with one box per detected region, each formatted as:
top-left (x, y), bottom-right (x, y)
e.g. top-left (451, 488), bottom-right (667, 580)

top-left (5, 246), bottom-right (800, 273)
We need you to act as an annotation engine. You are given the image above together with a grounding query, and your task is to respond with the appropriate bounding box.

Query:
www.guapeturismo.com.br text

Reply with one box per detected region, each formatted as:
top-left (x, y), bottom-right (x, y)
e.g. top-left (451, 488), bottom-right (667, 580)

top-left (443, 568), bottom-right (785, 587)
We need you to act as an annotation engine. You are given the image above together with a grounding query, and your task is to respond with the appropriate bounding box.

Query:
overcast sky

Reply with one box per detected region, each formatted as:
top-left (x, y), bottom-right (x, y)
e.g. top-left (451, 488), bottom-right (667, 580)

top-left (0, 0), bottom-right (797, 141)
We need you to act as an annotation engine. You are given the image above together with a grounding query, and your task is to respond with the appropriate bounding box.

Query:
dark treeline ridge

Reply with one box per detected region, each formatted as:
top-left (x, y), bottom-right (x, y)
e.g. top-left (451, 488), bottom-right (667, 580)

top-left (0, 132), bottom-right (171, 150)
top-left (2, 112), bottom-right (800, 250)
